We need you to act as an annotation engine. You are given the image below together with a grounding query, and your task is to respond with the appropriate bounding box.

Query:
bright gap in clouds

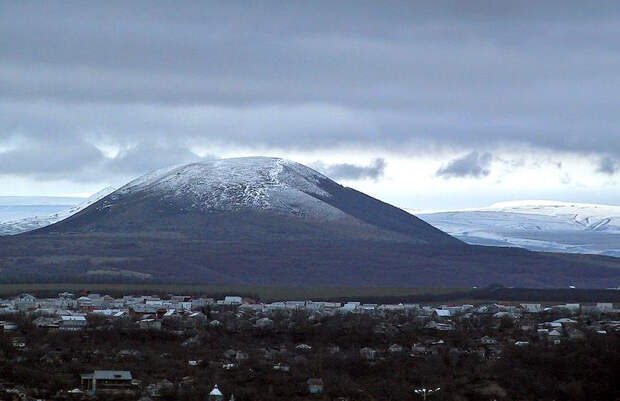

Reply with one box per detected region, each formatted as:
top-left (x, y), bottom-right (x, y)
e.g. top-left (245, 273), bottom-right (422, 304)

top-left (1, 148), bottom-right (619, 210)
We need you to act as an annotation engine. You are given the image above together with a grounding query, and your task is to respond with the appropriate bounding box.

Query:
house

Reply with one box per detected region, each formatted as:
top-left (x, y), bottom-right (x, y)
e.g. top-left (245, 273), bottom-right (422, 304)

top-left (411, 343), bottom-right (429, 355)
top-left (553, 318), bottom-right (577, 326)
top-left (60, 315), bottom-right (87, 330)
top-left (32, 316), bottom-right (60, 329)
top-left (81, 370), bottom-right (135, 396)
top-left (14, 294), bottom-right (37, 311)
top-left (567, 327), bottom-right (585, 340)
top-left (130, 304), bottom-right (159, 317)
top-left (0, 321), bottom-right (18, 332)
top-left (307, 378), bottom-right (324, 394)
top-left (521, 303), bottom-right (543, 313)
top-left (138, 319), bottom-right (162, 330)
top-left (424, 321), bottom-right (454, 331)
top-left (360, 347), bottom-right (377, 360)
top-left (296, 343), bottom-right (312, 352)
top-left (479, 336), bottom-right (498, 345)
top-left (209, 384), bottom-right (224, 401)
top-left (273, 363), bottom-right (290, 372)
top-left (77, 296), bottom-right (95, 312)
top-left (388, 344), bottom-right (403, 353)
top-left (341, 302), bottom-right (360, 312)
top-left (223, 296), bottom-right (242, 305)
top-left (596, 303), bottom-right (614, 312)
top-left (360, 304), bottom-right (377, 312)
top-left (285, 301), bottom-right (306, 310)
top-left (564, 303), bottom-right (581, 311)
top-left (548, 329), bottom-right (562, 344)
top-left (432, 309), bottom-right (451, 319)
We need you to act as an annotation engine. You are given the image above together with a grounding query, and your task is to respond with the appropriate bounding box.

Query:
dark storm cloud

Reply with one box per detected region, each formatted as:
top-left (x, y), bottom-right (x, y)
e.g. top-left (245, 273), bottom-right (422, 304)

top-left (314, 158), bottom-right (386, 181)
top-left (597, 157), bottom-right (619, 175)
top-left (1, 1), bottom-right (620, 181)
top-left (437, 152), bottom-right (493, 179)
top-left (0, 138), bottom-right (105, 180)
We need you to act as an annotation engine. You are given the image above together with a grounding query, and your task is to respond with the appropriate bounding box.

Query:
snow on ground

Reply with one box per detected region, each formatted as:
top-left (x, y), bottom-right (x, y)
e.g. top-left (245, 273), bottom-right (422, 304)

top-left (0, 187), bottom-right (116, 235)
top-left (416, 201), bottom-right (620, 256)
top-left (482, 200), bottom-right (620, 233)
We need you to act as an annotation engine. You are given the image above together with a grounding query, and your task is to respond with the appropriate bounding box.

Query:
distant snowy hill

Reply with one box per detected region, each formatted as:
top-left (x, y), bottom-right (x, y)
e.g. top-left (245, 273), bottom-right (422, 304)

top-left (0, 196), bottom-right (82, 223)
top-left (0, 187), bottom-right (115, 235)
top-left (417, 201), bottom-right (620, 257)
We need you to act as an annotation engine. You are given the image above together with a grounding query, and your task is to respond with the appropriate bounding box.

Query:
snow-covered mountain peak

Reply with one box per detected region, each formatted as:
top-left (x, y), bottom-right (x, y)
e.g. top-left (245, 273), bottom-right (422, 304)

top-left (110, 157), bottom-right (342, 217)
top-left (120, 157), bottom-right (328, 194)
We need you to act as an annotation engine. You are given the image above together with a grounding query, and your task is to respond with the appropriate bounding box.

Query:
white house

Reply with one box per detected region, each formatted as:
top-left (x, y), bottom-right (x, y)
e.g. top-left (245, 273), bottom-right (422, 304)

top-left (223, 296), bottom-right (242, 305)
top-left (521, 303), bottom-right (543, 313)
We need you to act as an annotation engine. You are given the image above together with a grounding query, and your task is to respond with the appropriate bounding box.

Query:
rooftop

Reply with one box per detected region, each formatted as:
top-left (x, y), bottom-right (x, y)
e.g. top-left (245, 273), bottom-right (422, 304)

top-left (93, 370), bottom-right (132, 380)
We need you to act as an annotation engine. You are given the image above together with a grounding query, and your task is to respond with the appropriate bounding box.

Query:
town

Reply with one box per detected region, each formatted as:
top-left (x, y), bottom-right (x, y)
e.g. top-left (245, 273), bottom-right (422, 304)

top-left (0, 291), bottom-right (619, 400)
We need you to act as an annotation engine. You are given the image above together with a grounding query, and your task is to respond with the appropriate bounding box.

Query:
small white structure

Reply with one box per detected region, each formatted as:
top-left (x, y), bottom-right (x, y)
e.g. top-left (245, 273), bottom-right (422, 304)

top-left (209, 384), bottom-right (224, 401)
top-left (296, 344), bottom-right (312, 352)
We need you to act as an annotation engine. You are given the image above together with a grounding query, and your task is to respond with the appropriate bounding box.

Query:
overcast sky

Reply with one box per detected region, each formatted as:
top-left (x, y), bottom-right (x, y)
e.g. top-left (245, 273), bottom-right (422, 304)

top-left (1, 1), bottom-right (619, 210)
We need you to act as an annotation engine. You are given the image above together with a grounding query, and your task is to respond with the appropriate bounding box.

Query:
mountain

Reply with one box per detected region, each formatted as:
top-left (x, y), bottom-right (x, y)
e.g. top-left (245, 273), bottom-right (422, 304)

top-left (1, 158), bottom-right (620, 288)
top-left (418, 201), bottom-right (620, 257)
top-left (34, 157), bottom-right (459, 245)
top-left (0, 188), bottom-right (116, 236)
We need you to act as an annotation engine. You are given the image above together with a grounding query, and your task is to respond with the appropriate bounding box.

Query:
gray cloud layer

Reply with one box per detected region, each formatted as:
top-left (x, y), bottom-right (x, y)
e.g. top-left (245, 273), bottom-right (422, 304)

top-left (437, 152), bottom-right (493, 179)
top-left (597, 157), bottom-right (620, 175)
top-left (313, 158), bottom-right (386, 181)
top-left (1, 1), bottom-right (620, 182)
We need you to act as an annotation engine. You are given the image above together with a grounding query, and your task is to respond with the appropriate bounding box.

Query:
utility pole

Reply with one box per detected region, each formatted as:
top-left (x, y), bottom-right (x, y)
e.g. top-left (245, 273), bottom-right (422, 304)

top-left (413, 387), bottom-right (441, 400)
